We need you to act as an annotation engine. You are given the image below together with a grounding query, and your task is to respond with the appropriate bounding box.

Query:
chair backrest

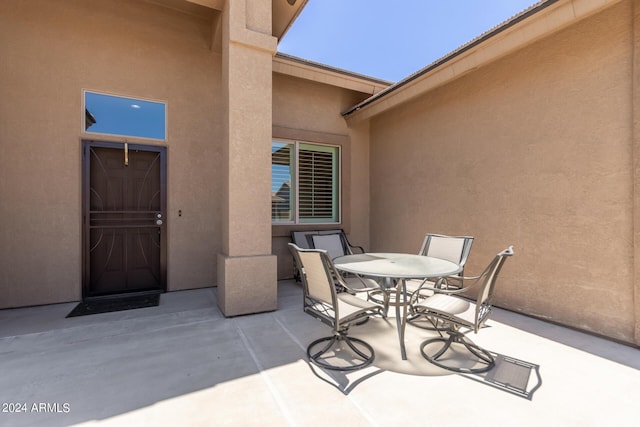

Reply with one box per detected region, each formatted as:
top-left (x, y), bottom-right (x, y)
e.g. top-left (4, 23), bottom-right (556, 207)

top-left (419, 234), bottom-right (474, 274)
top-left (288, 243), bottom-right (340, 324)
top-left (291, 229), bottom-right (354, 260)
top-left (311, 233), bottom-right (349, 260)
top-left (290, 229), bottom-right (345, 250)
top-left (291, 231), bottom-right (316, 249)
top-left (470, 246), bottom-right (514, 332)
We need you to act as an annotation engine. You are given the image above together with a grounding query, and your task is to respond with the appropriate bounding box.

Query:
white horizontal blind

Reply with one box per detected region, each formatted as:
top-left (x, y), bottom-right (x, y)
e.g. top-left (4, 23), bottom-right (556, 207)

top-left (271, 140), bottom-right (340, 224)
top-left (271, 142), bottom-right (293, 222)
top-left (298, 144), bottom-right (338, 223)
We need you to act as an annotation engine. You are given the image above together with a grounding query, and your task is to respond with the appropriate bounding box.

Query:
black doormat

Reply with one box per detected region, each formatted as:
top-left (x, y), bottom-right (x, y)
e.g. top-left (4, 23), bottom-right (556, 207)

top-left (462, 353), bottom-right (542, 400)
top-left (66, 294), bottom-right (160, 318)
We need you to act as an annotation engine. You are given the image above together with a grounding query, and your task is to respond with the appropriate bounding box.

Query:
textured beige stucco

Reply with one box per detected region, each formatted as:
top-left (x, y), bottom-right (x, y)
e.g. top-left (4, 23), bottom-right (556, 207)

top-left (632, 0), bottom-right (640, 345)
top-left (217, 253), bottom-right (277, 316)
top-left (271, 73), bottom-right (373, 279)
top-left (368, 2), bottom-right (635, 343)
top-left (221, 20), bottom-right (275, 255)
top-left (217, 0), bottom-right (278, 315)
top-left (0, 0), bottom-right (222, 307)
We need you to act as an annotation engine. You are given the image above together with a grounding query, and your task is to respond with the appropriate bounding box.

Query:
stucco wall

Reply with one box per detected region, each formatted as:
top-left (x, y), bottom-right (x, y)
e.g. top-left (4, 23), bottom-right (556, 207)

top-left (369, 2), bottom-right (635, 342)
top-left (0, 0), bottom-right (222, 308)
top-left (271, 73), bottom-right (372, 279)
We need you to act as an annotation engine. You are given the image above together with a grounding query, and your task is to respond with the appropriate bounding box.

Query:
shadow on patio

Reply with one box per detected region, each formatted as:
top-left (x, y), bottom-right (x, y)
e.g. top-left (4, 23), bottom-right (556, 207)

top-left (0, 280), bottom-right (638, 427)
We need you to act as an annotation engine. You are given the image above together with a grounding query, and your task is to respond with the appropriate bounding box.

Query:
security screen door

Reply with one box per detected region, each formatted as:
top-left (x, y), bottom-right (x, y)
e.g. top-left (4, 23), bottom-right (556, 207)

top-left (82, 141), bottom-right (167, 298)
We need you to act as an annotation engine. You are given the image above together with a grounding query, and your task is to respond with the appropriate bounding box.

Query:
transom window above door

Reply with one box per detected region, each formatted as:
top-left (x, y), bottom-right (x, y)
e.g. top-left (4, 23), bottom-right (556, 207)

top-left (272, 140), bottom-right (340, 224)
top-left (84, 91), bottom-right (167, 140)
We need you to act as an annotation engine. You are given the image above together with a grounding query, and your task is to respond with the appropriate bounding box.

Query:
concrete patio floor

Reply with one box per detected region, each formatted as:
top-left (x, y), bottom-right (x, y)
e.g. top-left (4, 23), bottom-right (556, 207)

top-left (1, 280), bottom-right (638, 427)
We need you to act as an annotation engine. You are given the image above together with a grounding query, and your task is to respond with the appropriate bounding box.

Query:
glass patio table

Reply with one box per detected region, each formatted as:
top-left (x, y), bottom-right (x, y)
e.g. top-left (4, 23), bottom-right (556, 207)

top-left (333, 253), bottom-right (461, 360)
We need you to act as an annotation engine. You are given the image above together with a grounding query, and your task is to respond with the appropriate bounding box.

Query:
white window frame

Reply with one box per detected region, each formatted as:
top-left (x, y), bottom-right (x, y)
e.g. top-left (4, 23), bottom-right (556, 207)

top-left (272, 139), bottom-right (341, 225)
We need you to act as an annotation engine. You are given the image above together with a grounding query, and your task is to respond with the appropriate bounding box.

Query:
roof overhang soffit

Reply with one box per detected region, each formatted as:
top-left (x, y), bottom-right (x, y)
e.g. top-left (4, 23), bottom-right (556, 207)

top-left (183, 0), bottom-right (307, 40)
top-left (274, 53), bottom-right (391, 95)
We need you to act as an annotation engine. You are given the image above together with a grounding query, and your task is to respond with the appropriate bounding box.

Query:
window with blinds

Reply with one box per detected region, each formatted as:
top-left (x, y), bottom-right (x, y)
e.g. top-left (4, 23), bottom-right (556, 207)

top-left (298, 144), bottom-right (338, 223)
top-left (272, 142), bottom-right (294, 223)
top-left (272, 140), bottom-right (340, 224)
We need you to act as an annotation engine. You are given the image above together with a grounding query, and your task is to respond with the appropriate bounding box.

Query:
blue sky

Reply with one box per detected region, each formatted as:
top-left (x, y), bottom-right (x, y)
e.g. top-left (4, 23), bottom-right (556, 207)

top-left (278, 0), bottom-right (539, 82)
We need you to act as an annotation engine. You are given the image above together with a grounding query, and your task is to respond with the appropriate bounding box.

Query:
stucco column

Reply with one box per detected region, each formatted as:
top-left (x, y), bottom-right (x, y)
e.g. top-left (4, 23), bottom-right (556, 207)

top-left (633, 0), bottom-right (640, 346)
top-left (217, 0), bottom-right (278, 316)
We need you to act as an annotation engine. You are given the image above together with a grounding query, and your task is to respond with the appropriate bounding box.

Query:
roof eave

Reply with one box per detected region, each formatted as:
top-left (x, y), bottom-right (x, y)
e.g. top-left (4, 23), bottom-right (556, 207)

top-left (343, 0), bottom-right (621, 123)
top-left (273, 0), bottom-right (310, 41)
top-left (274, 52), bottom-right (392, 95)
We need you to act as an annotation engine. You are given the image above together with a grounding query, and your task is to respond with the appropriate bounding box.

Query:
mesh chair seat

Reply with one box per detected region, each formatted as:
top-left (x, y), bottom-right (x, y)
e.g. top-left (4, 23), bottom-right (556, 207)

top-left (308, 293), bottom-right (381, 326)
top-left (413, 293), bottom-right (474, 328)
top-left (337, 293), bottom-right (381, 320)
top-left (343, 276), bottom-right (380, 292)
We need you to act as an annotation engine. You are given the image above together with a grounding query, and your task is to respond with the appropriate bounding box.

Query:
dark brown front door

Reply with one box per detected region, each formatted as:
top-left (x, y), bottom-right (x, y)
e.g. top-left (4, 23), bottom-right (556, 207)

top-left (83, 141), bottom-right (167, 298)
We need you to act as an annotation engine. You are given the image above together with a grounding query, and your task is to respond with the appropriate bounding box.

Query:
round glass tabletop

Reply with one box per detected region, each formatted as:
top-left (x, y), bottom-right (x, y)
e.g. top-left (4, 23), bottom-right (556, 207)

top-left (333, 252), bottom-right (461, 279)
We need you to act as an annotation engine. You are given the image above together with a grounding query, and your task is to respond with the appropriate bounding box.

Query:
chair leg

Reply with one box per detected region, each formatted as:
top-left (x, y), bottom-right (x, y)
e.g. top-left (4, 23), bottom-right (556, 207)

top-left (309, 335), bottom-right (339, 360)
top-left (430, 333), bottom-right (455, 360)
top-left (419, 330), bottom-right (495, 374)
top-left (343, 335), bottom-right (374, 360)
top-left (381, 290), bottom-right (390, 318)
top-left (307, 332), bottom-right (375, 371)
top-left (461, 339), bottom-right (494, 366)
top-left (366, 289), bottom-right (390, 317)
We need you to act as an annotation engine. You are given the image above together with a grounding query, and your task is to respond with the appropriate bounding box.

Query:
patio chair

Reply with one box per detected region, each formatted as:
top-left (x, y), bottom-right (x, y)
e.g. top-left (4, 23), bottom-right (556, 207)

top-left (373, 233), bottom-right (474, 316)
top-left (413, 246), bottom-right (514, 374)
top-left (408, 233), bottom-right (474, 292)
top-left (290, 229), bottom-right (365, 282)
top-left (288, 243), bottom-right (384, 371)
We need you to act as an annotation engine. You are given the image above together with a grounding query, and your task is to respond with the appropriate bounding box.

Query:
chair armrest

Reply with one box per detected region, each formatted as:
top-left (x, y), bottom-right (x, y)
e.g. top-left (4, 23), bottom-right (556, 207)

top-left (340, 231), bottom-right (365, 253)
top-left (439, 274), bottom-right (480, 289)
top-left (349, 244), bottom-right (365, 253)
